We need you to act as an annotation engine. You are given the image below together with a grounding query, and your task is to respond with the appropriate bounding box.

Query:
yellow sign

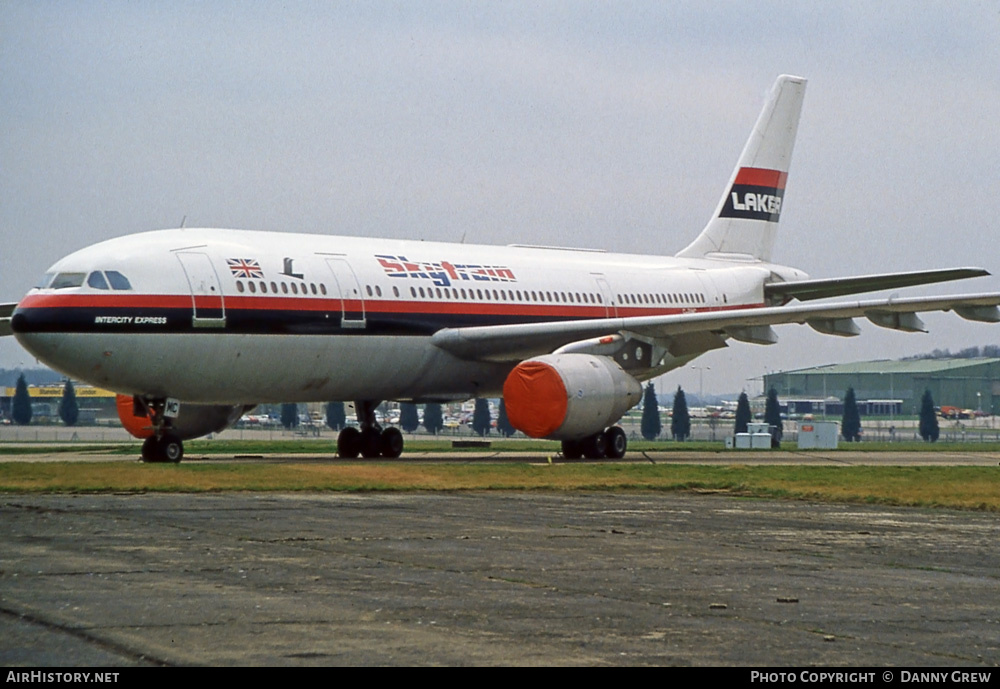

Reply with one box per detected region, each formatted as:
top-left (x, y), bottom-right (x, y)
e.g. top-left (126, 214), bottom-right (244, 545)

top-left (3, 385), bottom-right (117, 398)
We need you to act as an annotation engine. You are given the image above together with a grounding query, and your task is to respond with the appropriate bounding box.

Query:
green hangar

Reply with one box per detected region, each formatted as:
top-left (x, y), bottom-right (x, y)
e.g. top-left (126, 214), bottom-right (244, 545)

top-left (763, 358), bottom-right (1000, 416)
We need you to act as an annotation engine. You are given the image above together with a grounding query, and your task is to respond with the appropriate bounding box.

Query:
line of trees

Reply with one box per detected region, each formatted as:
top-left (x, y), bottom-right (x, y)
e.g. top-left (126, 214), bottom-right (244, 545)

top-left (0, 382), bottom-right (957, 444)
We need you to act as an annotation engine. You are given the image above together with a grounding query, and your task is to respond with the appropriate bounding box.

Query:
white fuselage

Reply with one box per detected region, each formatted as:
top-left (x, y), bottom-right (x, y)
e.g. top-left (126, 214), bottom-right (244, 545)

top-left (12, 228), bottom-right (801, 404)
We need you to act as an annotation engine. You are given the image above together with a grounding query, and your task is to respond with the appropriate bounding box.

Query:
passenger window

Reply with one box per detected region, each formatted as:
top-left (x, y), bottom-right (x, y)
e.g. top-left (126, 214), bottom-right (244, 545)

top-left (87, 272), bottom-right (109, 290)
top-left (236, 281), bottom-right (245, 293)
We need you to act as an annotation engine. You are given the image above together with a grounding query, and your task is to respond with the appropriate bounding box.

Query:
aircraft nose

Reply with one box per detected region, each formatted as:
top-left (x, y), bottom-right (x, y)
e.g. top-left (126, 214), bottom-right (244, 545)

top-left (10, 311), bottom-right (26, 333)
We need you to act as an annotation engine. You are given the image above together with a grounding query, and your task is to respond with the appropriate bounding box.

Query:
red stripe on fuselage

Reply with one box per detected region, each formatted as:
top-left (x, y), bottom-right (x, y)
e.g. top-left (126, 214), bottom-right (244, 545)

top-left (16, 291), bottom-right (765, 321)
top-left (733, 167), bottom-right (787, 189)
top-left (17, 293), bottom-right (191, 310)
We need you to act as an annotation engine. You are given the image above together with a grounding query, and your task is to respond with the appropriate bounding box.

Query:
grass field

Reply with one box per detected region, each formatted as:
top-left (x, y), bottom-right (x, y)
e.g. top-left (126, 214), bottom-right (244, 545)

top-left (1, 458), bottom-right (999, 512)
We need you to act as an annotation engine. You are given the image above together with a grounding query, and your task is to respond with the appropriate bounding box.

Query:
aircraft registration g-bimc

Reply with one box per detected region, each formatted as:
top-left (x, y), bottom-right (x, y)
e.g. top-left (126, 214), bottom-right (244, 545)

top-left (3, 74), bottom-right (1000, 462)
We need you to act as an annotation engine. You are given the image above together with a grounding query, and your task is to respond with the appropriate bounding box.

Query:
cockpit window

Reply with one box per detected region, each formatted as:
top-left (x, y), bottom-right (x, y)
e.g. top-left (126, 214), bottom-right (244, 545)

top-left (49, 272), bottom-right (87, 289)
top-left (105, 271), bottom-right (132, 290)
top-left (34, 273), bottom-right (55, 289)
top-left (87, 271), bottom-right (109, 290)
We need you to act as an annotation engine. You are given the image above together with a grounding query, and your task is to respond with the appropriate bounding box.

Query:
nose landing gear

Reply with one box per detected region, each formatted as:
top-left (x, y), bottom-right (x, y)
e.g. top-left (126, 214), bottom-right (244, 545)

top-left (135, 398), bottom-right (184, 463)
top-left (141, 432), bottom-right (184, 463)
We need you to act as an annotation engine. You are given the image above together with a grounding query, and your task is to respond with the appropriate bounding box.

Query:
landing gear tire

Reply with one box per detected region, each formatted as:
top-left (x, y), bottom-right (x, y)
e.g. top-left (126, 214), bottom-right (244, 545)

top-left (161, 434), bottom-right (184, 463)
top-left (604, 426), bottom-right (627, 459)
top-left (141, 434), bottom-right (184, 463)
top-left (337, 427), bottom-right (362, 458)
top-left (379, 427), bottom-right (404, 458)
top-left (141, 436), bottom-right (159, 463)
top-left (561, 439), bottom-right (583, 459)
top-left (581, 432), bottom-right (607, 459)
top-left (360, 428), bottom-right (382, 458)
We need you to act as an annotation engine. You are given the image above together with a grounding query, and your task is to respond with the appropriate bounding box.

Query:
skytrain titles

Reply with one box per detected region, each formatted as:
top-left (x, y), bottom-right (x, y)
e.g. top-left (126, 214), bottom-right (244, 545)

top-left (376, 255), bottom-right (517, 287)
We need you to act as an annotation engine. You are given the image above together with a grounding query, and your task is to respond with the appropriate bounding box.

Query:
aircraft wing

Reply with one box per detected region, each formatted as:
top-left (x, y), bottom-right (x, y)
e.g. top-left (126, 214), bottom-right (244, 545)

top-left (431, 292), bottom-right (1000, 362)
top-left (764, 268), bottom-right (990, 302)
top-left (0, 302), bottom-right (16, 337)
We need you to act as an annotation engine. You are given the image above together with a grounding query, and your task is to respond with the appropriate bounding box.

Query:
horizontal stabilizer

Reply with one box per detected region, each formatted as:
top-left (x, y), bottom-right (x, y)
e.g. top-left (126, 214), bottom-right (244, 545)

top-left (807, 318), bottom-right (861, 337)
top-left (765, 268), bottom-right (990, 303)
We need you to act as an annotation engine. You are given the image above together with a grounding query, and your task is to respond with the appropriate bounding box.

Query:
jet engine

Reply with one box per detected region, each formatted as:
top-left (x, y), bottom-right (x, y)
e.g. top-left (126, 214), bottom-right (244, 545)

top-left (115, 394), bottom-right (251, 441)
top-left (502, 354), bottom-right (641, 441)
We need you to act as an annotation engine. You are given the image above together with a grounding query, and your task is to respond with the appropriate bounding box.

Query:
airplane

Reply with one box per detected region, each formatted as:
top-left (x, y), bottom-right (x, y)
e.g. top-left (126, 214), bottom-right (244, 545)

top-left (3, 74), bottom-right (1000, 463)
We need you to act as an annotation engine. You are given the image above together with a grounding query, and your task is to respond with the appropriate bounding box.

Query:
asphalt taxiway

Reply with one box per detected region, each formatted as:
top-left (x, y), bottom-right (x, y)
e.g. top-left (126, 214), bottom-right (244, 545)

top-left (2, 490), bottom-right (998, 666)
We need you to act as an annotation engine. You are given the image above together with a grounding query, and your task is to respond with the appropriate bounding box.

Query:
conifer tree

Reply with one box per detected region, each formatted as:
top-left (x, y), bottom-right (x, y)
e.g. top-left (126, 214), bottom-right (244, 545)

top-left (325, 401), bottom-right (346, 431)
top-left (280, 402), bottom-right (299, 429)
top-left (471, 398), bottom-right (491, 436)
top-left (496, 399), bottom-right (515, 437)
top-left (764, 387), bottom-right (784, 445)
top-left (11, 374), bottom-right (32, 426)
top-left (841, 387), bottom-right (861, 442)
top-left (734, 391), bottom-right (752, 435)
top-left (423, 403), bottom-right (444, 435)
top-left (640, 383), bottom-right (662, 440)
top-left (399, 402), bottom-right (420, 433)
top-left (670, 386), bottom-right (690, 441)
top-left (919, 389), bottom-right (940, 442)
top-left (58, 379), bottom-right (79, 427)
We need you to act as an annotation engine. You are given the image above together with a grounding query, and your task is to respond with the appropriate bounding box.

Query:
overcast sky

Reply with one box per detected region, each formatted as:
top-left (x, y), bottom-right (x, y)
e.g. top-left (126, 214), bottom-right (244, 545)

top-left (3, 1), bottom-right (1000, 396)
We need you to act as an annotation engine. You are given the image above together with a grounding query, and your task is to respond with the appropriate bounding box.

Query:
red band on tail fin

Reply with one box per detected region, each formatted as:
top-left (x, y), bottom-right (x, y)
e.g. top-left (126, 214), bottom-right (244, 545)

top-left (733, 167), bottom-right (788, 189)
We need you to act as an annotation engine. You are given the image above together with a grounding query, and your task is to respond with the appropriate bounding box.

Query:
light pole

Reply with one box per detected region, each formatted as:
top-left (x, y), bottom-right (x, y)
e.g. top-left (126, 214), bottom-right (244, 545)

top-left (692, 366), bottom-right (710, 403)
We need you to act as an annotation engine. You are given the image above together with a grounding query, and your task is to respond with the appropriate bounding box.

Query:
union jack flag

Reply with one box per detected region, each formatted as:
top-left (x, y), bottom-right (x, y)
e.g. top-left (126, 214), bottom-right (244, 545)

top-left (227, 258), bottom-right (264, 279)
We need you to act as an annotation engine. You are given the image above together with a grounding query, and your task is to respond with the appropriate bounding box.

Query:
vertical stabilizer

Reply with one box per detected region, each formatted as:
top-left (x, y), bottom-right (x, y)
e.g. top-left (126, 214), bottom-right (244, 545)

top-left (676, 75), bottom-right (806, 261)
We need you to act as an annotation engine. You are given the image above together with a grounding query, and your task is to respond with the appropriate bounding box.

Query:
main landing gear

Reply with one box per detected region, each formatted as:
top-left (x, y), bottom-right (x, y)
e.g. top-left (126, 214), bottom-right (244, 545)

top-left (336, 400), bottom-right (404, 458)
top-left (561, 426), bottom-right (627, 460)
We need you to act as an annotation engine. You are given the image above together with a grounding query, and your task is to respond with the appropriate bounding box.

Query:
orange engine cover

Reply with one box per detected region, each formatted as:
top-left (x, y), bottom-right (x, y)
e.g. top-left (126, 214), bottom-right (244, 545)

top-left (503, 354), bottom-right (641, 440)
